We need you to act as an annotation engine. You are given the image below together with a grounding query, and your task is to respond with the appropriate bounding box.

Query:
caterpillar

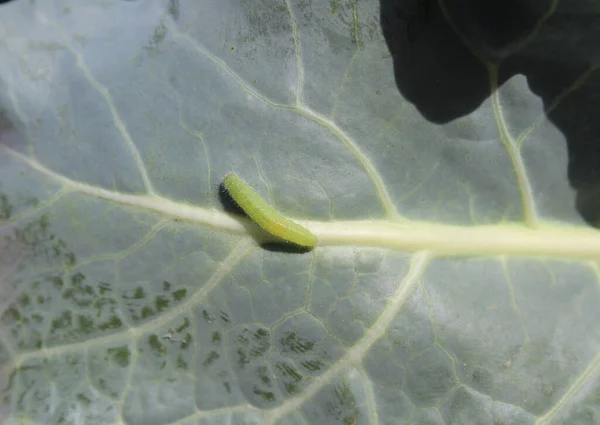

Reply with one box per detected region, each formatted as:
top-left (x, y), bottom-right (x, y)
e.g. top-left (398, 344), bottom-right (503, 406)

top-left (222, 173), bottom-right (317, 248)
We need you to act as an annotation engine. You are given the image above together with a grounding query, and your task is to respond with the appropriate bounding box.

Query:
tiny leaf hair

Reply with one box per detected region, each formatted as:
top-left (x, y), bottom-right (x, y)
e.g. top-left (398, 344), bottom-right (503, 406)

top-left (223, 173), bottom-right (317, 248)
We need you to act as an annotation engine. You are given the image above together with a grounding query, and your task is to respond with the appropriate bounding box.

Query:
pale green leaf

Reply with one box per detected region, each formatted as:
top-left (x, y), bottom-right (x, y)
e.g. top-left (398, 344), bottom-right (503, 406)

top-left (1, 0), bottom-right (599, 424)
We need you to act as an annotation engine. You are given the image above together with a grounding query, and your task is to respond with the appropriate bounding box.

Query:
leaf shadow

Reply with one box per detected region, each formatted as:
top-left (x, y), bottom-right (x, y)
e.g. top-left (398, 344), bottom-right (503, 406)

top-left (380, 0), bottom-right (600, 227)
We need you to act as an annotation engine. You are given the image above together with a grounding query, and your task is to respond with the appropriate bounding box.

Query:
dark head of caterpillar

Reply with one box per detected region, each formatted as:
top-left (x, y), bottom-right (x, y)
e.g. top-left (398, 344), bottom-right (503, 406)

top-left (218, 181), bottom-right (247, 217)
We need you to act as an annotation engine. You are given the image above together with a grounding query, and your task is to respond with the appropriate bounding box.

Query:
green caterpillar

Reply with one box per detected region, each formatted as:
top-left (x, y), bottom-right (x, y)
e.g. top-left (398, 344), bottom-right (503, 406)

top-left (223, 173), bottom-right (317, 248)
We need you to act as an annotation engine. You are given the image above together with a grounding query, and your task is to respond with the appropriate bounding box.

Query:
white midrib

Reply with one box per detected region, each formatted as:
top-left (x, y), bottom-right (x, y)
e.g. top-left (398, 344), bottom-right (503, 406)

top-left (4, 146), bottom-right (600, 261)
